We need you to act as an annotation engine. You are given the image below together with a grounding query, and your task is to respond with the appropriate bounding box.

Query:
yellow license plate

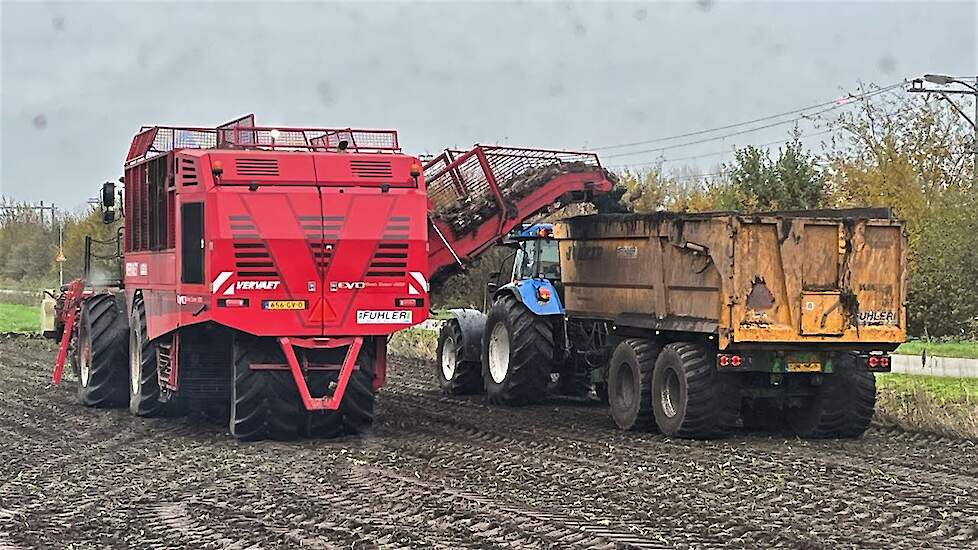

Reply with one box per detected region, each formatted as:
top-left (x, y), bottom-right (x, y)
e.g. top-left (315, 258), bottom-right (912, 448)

top-left (787, 362), bottom-right (822, 372)
top-left (262, 300), bottom-right (306, 310)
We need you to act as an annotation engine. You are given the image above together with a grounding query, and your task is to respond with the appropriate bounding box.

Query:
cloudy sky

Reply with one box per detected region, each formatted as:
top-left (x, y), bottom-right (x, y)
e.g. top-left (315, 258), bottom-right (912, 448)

top-left (1, 0), bottom-right (975, 210)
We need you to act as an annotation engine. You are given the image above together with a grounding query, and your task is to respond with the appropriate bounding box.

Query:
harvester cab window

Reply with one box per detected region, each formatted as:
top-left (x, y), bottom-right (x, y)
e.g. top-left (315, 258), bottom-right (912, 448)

top-left (180, 203), bottom-right (204, 284)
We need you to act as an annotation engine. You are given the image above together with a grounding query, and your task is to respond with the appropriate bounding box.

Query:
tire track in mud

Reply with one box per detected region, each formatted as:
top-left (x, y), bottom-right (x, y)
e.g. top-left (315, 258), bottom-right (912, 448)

top-left (383, 371), bottom-right (978, 548)
top-left (2, 337), bottom-right (978, 549)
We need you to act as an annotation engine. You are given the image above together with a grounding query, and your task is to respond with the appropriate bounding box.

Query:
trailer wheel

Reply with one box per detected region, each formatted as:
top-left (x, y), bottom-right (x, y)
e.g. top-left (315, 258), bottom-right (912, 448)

top-left (607, 339), bottom-right (658, 431)
top-left (436, 320), bottom-right (483, 394)
top-left (788, 354), bottom-right (876, 439)
top-left (230, 335), bottom-right (303, 441)
top-left (129, 295), bottom-right (184, 417)
top-left (76, 294), bottom-right (129, 407)
top-left (652, 342), bottom-right (740, 439)
top-left (482, 295), bottom-right (553, 405)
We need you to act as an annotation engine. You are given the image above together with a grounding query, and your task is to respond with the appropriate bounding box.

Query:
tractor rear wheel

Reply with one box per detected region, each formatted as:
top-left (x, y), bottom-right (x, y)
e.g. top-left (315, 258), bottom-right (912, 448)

top-left (76, 294), bottom-right (129, 407)
top-left (436, 319), bottom-right (483, 395)
top-left (787, 354), bottom-right (876, 439)
top-left (129, 295), bottom-right (184, 417)
top-left (608, 339), bottom-right (658, 431)
top-left (230, 335), bottom-right (304, 441)
top-left (651, 342), bottom-right (740, 439)
top-left (482, 295), bottom-right (553, 405)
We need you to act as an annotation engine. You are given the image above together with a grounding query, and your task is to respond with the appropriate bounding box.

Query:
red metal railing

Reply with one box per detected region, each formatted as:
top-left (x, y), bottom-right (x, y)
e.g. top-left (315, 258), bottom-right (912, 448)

top-left (126, 117), bottom-right (400, 165)
top-left (423, 145), bottom-right (603, 213)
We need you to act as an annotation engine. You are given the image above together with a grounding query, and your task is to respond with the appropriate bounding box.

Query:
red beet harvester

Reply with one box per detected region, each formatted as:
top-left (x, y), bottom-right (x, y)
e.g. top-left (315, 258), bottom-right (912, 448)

top-left (47, 115), bottom-right (613, 440)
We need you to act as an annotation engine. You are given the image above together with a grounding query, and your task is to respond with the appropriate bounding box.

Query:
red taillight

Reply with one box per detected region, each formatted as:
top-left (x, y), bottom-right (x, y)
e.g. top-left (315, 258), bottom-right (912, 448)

top-left (395, 298), bottom-right (424, 308)
top-left (218, 298), bottom-right (248, 308)
top-left (536, 287), bottom-right (552, 302)
top-left (880, 356), bottom-right (891, 367)
top-left (868, 356), bottom-right (880, 368)
top-left (719, 355), bottom-right (730, 367)
top-left (731, 355), bottom-right (743, 367)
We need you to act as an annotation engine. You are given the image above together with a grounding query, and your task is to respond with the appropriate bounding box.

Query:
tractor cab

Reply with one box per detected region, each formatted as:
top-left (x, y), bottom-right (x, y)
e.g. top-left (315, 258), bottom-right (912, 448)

top-left (484, 223), bottom-right (564, 317)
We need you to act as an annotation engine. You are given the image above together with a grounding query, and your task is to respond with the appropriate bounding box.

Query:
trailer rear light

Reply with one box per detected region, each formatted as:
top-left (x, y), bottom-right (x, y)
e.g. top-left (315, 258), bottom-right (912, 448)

top-left (868, 356), bottom-right (880, 368)
top-left (218, 298), bottom-right (249, 308)
top-left (536, 287), bottom-right (552, 302)
top-left (395, 298), bottom-right (424, 308)
top-left (718, 354), bottom-right (743, 368)
top-left (880, 356), bottom-right (890, 368)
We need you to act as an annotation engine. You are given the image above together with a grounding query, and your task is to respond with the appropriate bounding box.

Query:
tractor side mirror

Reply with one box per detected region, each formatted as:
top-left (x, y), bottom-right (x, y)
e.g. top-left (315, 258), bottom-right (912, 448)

top-left (101, 181), bottom-right (116, 208)
top-left (102, 210), bottom-right (116, 224)
top-left (486, 271), bottom-right (501, 293)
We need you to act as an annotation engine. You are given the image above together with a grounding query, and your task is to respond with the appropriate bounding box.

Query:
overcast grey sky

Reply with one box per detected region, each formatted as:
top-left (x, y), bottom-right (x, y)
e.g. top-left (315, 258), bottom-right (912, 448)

top-left (1, 0), bottom-right (975, 210)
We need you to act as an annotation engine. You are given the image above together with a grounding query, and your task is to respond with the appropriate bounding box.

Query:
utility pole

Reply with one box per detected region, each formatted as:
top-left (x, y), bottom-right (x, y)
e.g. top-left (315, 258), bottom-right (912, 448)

top-left (908, 74), bottom-right (978, 185)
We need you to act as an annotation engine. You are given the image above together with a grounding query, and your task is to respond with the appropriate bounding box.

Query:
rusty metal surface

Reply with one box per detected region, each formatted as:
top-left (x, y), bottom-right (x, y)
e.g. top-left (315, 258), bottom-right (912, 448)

top-left (554, 212), bottom-right (907, 350)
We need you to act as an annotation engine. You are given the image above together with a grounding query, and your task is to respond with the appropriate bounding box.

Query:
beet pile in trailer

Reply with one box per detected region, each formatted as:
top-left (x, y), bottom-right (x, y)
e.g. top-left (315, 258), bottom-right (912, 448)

top-left (43, 115), bottom-right (615, 441)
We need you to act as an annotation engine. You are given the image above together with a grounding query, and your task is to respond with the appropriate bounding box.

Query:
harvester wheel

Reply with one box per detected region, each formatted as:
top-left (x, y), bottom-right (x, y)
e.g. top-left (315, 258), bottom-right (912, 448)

top-left (302, 339), bottom-right (377, 437)
top-left (482, 295), bottom-right (553, 405)
top-left (129, 295), bottom-right (184, 417)
top-left (436, 319), bottom-right (483, 395)
top-left (230, 335), bottom-right (303, 441)
top-left (651, 342), bottom-right (740, 439)
top-left (76, 294), bottom-right (129, 407)
top-left (788, 354), bottom-right (876, 439)
top-left (607, 339), bottom-right (658, 431)
top-left (339, 339), bottom-right (376, 436)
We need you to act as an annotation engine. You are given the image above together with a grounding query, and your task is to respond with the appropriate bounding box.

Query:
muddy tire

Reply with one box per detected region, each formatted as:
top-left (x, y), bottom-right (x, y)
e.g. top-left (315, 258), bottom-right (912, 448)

top-left (76, 294), bottom-right (129, 407)
top-left (436, 320), bottom-right (483, 395)
top-left (652, 342), bottom-right (740, 439)
top-left (608, 339), bottom-right (658, 431)
top-left (482, 295), bottom-right (553, 405)
top-left (339, 340), bottom-right (376, 436)
top-left (129, 295), bottom-right (184, 417)
top-left (230, 335), bottom-right (303, 441)
top-left (788, 355), bottom-right (876, 439)
top-left (302, 370), bottom-right (345, 439)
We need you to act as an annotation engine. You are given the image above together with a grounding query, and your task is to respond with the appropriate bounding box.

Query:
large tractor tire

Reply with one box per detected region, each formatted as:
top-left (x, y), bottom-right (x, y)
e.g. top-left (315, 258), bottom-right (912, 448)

top-left (129, 295), bottom-right (184, 417)
top-left (436, 319), bottom-right (483, 395)
top-left (482, 295), bottom-right (554, 405)
top-left (787, 354), bottom-right (876, 439)
top-left (304, 339), bottom-right (377, 437)
top-left (76, 294), bottom-right (129, 407)
top-left (230, 335), bottom-right (304, 441)
top-left (607, 339), bottom-right (659, 431)
top-left (651, 342), bottom-right (740, 439)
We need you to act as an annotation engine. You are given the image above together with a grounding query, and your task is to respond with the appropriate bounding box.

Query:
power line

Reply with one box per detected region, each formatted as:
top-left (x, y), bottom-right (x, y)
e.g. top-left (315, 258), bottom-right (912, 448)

top-left (608, 128), bottom-right (837, 170)
top-left (594, 81), bottom-right (905, 156)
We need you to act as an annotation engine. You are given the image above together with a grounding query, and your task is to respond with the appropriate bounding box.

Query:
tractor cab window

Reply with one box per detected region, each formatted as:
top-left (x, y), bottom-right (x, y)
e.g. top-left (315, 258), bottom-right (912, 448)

top-left (512, 246), bottom-right (532, 281)
top-left (536, 239), bottom-right (560, 280)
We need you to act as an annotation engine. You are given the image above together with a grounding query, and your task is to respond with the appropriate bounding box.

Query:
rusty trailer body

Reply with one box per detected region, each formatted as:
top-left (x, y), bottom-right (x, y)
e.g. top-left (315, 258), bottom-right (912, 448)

top-left (554, 208), bottom-right (907, 352)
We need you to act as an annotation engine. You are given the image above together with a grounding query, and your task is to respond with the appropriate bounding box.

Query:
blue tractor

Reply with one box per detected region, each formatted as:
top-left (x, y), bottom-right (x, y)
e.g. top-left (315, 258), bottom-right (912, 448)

top-left (436, 224), bottom-right (602, 403)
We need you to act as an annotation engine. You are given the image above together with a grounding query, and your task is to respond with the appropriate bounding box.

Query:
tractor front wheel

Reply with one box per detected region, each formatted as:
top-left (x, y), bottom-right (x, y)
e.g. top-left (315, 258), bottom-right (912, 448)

top-left (436, 319), bottom-right (483, 395)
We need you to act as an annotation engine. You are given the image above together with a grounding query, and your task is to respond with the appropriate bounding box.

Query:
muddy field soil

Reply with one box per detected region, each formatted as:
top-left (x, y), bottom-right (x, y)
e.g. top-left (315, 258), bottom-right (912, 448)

top-left (1, 334), bottom-right (977, 549)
